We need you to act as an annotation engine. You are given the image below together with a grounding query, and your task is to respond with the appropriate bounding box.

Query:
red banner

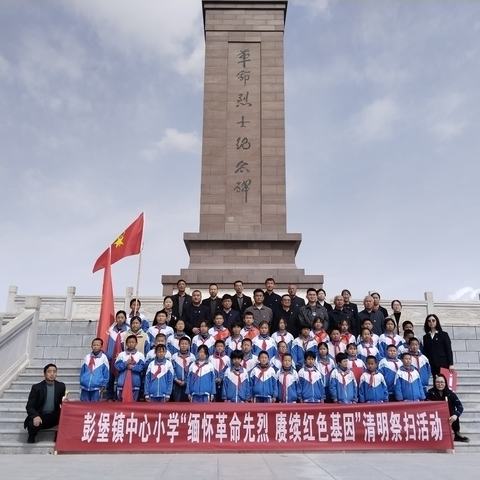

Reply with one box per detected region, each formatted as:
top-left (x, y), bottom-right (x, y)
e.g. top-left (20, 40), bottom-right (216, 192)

top-left (56, 401), bottom-right (453, 453)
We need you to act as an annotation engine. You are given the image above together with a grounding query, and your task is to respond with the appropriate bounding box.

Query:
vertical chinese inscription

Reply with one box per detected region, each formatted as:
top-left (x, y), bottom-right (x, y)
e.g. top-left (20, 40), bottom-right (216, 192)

top-left (227, 42), bottom-right (261, 225)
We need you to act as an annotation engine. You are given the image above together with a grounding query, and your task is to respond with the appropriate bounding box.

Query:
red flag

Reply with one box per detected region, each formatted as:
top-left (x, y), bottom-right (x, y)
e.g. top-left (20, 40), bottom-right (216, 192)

top-left (93, 213), bottom-right (144, 273)
top-left (122, 369), bottom-right (134, 402)
top-left (96, 248), bottom-right (115, 346)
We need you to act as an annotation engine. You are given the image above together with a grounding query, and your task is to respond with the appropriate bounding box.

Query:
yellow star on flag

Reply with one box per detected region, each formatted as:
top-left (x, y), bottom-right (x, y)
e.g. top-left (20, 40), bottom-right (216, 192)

top-left (113, 233), bottom-right (125, 248)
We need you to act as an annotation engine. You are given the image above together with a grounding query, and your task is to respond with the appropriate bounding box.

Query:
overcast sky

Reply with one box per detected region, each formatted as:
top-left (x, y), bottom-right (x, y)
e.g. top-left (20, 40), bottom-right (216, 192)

top-left (1, 0), bottom-right (479, 306)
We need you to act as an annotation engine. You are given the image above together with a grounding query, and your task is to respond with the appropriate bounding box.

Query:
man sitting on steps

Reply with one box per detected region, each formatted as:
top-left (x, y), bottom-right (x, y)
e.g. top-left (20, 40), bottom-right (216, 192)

top-left (24, 363), bottom-right (66, 444)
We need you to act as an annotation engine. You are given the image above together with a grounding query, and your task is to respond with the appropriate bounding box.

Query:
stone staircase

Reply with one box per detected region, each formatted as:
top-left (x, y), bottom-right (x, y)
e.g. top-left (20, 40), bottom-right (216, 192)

top-left (0, 318), bottom-right (479, 453)
top-left (0, 318), bottom-right (95, 454)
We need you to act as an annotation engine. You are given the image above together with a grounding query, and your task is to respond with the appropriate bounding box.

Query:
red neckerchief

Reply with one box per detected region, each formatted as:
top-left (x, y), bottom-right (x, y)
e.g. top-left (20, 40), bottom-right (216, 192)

top-left (281, 369), bottom-right (291, 402)
top-left (340, 333), bottom-right (351, 345)
top-left (88, 354), bottom-right (96, 372)
top-left (153, 361), bottom-right (164, 379)
top-left (388, 358), bottom-right (399, 371)
top-left (214, 352), bottom-right (225, 372)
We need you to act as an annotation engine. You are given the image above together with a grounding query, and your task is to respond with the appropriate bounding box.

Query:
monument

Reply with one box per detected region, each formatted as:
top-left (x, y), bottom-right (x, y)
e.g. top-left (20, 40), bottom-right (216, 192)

top-left (162, 0), bottom-right (323, 294)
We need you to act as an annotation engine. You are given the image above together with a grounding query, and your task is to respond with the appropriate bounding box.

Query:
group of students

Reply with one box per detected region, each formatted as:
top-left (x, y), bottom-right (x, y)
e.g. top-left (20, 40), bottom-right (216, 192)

top-left (77, 286), bottom-right (469, 442)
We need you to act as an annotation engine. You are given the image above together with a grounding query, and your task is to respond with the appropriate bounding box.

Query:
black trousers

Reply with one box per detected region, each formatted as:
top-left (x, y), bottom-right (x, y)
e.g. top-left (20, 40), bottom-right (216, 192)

top-left (26, 412), bottom-right (60, 438)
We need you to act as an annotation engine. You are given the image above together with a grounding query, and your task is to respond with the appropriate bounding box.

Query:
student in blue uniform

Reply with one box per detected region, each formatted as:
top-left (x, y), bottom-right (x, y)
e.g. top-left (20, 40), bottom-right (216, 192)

top-left (191, 320), bottom-right (216, 356)
top-left (222, 350), bottom-right (251, 402)
top-left (276, 353), bottom-right (300, 403)
top-left (211, 339), bottom-right (231, 402)
top-left (167, 319), bottom-right (190, 356)
top-left (171, 337), bottom-right (195, 402)
top-left (379, 344), bottom-right (402, 401)
top-left (144, 344), bottom-right (174, 402)
top-left (358, 355), bottom-right (389, 403)
top-left (291, 326), bottom-right (317, 369)
top-left (241, 338), bottom-right (258, 372)
top-left (250, 351), bottom-right (278, 403)
top-left (79, 338), bottom-right (109, 402)
top-left (298, 351), bottom-right (325, 403)
top-left (225, 322), bottom-right (243, 355)
top-left (186, 345), bottom-right (216, 403)
top-left (394, 352), bottom-right (426, 401)
top-left (408, 337), bottom-right (431, 393)
top-left (147, 310), bottom-right (174, 345)
top-left (253, 321), bottom-right (277, 358)
top-left (329, 352), bottom-right (357, 404)
top-left (378, 318), bottom-right (405, 359)
top-left (105, 310), bottom-right (128, 400)
top-left (115, 335), bottom-right (146, 401)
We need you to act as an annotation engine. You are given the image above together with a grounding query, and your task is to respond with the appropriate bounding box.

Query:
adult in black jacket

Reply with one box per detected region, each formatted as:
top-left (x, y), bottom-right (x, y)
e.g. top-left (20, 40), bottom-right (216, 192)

top-left (184, 290), bottom-right (210, 335)
top-left (427, 373), bottom-right (469, 442)
top-left (24, 363), bottom-right (66, 443)
top-left (171, 279), bottom-right (192, 320)
top-left (422, 314), bottom-right (454, 378)
top-left (201, 283), bottom-right (223, 322)
top-left (231, 280), bottom-right (253, 315)
top-left (272, 294), bottom-right (298, 336)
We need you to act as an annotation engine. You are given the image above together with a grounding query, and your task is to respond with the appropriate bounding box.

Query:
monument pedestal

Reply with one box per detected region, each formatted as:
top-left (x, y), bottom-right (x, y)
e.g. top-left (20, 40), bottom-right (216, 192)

top-left (162, 232), bottom-right (323, 294)
top-left (161, 1), bottom-right (324, 294)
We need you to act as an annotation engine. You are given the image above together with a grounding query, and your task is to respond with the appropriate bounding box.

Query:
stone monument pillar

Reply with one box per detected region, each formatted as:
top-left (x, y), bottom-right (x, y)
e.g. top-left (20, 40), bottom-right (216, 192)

top-left (162, 0), bottom-right (323, 294)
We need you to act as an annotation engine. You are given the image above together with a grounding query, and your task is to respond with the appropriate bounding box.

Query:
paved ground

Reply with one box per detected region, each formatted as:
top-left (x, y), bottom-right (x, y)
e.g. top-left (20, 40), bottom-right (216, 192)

top-left (2, 453), bottom-right (480, 479)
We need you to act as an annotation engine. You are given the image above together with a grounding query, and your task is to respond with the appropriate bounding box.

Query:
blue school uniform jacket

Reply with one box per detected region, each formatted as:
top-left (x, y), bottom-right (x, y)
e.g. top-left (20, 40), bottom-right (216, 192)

top-left (291, 337), bottom-right (318, 369)
top-left (358, 371), bottom-right (389, 403)
top-left (167, 334), bottom-right (191, 356)
top-left (329, 367), bottom-right (357, 404)
top-left (171, 352), bottom-right (196, 383)
top-left (378, 334), bottom-right (405, 359)
top-left (277, 368), bottom-right (300, 403)
top-left (298, 366), bottom-right (325, 403)
top-left (270, 354), bottom-right (296, 373)
top-left (378, 357), bottom-right (402, 395)
top-left (191, 334), bottom-right (216, 356)
top-left (147, 324), bottom-right (174, 345)
top-left (225, 336), bottom-right (244, 356)
top-left (186, 360), bottom-right (216, 397)
top-left (252, 335), bottom-right (277, 359)
top-left (394, 366), bottom-right (426, 401)
top-left (241, 353), bottom-right (258, 372)
top-left (249, 364), bottom-right (278, 401)
top-left (145, 348), bottom-right (171, 368)
top-left (222, 366), bottom-right (251, 402)
top-left (271, 331), bottom-right (294, 352)
top-left (144, 358), bottom-right (174, 400)
top-left (211, 353), bottom-right (231, 380)
top-left (356, 342), bottom-right (380, 363)
top-left (410, 352), bottom-right (431, 390)
top-left (115, 350), bottom-right (145, 389)
top-left (106, 324), bottom-right (128, 361)
top-left (80, 352), bottom-right (109, 391)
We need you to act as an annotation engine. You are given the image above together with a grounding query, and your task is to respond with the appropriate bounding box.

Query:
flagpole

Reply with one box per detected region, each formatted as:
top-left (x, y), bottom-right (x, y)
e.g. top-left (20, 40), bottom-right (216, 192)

top-left (134, 243), bottom-right (143, 315)
top-left (134, 212), bottom-right (145, 315)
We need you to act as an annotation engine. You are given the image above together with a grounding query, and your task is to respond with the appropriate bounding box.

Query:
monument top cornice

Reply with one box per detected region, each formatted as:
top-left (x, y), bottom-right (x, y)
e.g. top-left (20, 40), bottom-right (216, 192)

top-left (202, 1), bottom-right (288, 25)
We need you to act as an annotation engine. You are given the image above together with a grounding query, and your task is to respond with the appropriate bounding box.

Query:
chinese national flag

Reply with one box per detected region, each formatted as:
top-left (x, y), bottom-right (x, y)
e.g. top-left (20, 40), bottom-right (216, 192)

top-left (92, 213), bottom-right (144, 273)
top-left (97, 248), bottom-right (115, 346)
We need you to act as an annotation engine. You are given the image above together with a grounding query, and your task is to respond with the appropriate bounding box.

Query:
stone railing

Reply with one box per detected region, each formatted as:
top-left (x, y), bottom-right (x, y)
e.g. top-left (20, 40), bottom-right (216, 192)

top-left (5, 286), bottom-right (480, 326)
top-left (0, 297), bottom-right (40, 394)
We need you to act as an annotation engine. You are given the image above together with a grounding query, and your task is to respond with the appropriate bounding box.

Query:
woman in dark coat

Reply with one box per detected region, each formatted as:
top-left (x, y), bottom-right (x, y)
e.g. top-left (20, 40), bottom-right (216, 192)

top-left (427, 373), bottom-right (469, 442)
top-left (422, 314), bottom-right (454, 378)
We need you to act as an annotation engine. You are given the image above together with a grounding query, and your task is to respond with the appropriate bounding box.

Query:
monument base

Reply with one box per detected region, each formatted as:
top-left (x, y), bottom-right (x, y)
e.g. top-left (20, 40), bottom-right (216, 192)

top-left (161, 232), bottom-right (323, 295)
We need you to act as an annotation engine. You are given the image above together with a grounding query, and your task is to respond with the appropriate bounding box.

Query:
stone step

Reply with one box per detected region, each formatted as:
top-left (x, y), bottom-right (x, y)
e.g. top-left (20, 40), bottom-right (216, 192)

top-left (0, 440), bottom-right (55, 454)
top-left (29, 359), bottom-right (85, 368)
top-left (2, 389), bottom-right (80, 399)
top-left (17, 373), bottom-right (80, 383)
top-left (0, 428), bottom-right (56, 443)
